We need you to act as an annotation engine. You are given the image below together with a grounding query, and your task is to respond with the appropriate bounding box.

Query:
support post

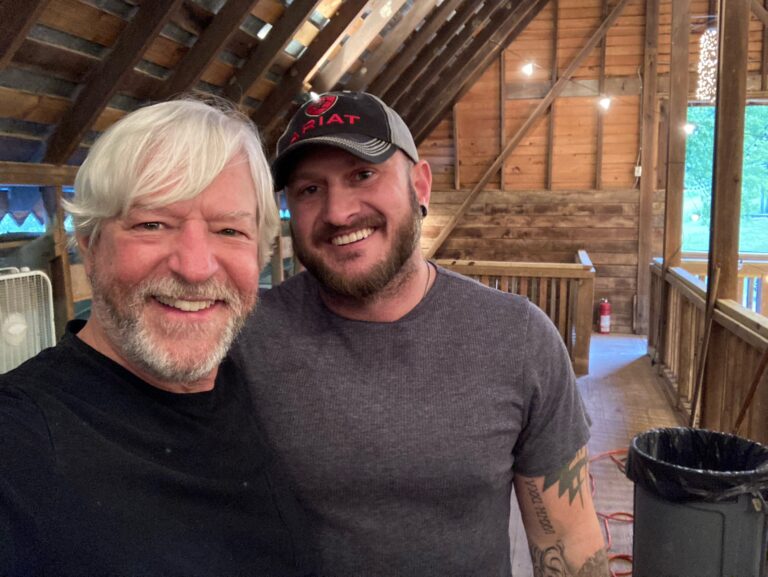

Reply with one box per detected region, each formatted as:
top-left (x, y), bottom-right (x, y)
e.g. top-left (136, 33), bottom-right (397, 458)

top-left (636, 0), bottom-right (660, 334)
top-left (702, 0), bottom-right (750, 429)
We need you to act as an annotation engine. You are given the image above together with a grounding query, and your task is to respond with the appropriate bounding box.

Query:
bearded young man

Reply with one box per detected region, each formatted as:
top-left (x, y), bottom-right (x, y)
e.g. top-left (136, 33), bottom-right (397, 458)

top-left (0, 99), bottom-right (314, 577)
top-left (233, 91), bottom-right (610, 577)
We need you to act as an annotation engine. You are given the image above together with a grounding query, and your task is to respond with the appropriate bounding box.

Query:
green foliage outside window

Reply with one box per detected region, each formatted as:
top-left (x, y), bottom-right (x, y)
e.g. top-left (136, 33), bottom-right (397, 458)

top-left (683, 105), bottom-right (768, 254)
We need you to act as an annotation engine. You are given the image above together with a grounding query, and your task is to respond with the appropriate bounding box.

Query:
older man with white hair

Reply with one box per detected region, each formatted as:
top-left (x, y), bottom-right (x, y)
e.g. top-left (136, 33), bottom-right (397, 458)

top-left (0, 99), bottom-right (314, 577)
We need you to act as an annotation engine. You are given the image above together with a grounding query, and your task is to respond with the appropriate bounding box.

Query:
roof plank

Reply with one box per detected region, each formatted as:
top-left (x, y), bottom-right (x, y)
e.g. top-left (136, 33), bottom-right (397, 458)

top-left (412, 0), bottom-right (548, 142)
top-left (368, 0), bottom-right (465, 97)
top-left (0, 0), bottom-right (50, 70)
top-left (253, 0), bottom-right (368, 135)
top-left (345, 0), bottom-right (440, 91)
top-left (43, 0), bottom-right (184, 164)
top-left (384, 0), bottom-right (489, 110)
top-left (157, 0), bottom-right (258, 99)
top-left (224, 0), bottom-right (324, 104)
top-left (311, 0), bottom-right (408, 93)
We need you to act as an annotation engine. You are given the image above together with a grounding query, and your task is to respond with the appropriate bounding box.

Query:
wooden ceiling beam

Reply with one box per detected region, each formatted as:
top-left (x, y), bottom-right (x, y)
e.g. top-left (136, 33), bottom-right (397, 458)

top-left (224, 0), bottom-right (324, 104)
top-left (383, 0), bottom-right (486, 109)
top-left (345, 0), bottom-right (440, 91)
top-left (425, 0), bottom-right (633, 259)
top-left (751, 0), bottom-right (768, 26)
top-left (412, 0), bottom-right (547, 143)
top-left (311, 0), bottom-right (408, 93)
top-left (402, 1), bottom-right (521, 125)
top-left (157, 0), bottom-right (258, 100)
top-left (0, 161), bottom-right (78, 185)
top-left (43, 0), bottom-right (183, 164)
top-left (253, 0), bottom-right (369, 136)
top-left (368, 0), bottom-right (465, 97)
top-left (0, 0), bottom-right (50, 70)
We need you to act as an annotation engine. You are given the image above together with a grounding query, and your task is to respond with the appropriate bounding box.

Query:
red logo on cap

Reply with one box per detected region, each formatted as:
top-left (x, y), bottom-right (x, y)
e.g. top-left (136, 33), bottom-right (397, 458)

top-left (305, 95), bottom-right (338, 117)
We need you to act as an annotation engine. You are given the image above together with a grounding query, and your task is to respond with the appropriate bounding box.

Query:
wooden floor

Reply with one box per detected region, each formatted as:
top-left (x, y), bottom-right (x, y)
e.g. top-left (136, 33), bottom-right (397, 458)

top-left (508, 333), bottom-right (683, 575)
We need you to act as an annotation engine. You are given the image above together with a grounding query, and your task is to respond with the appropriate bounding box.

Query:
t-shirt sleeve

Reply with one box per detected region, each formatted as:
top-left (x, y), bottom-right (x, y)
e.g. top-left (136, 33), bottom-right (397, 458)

top-left (511, 303), bottom-right (591, 477)
top-left (0, 385), bottom-right (53, 576)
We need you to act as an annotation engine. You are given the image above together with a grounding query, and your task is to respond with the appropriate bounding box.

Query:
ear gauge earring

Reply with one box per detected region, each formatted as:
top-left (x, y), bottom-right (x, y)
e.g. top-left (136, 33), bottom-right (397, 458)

top-left (420, 205), bottom-right (428, 218)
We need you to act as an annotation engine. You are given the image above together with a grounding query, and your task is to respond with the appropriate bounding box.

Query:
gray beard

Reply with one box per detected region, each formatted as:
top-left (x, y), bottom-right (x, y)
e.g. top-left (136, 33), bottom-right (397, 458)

top-left (88, 273), bottom-right (252, 384)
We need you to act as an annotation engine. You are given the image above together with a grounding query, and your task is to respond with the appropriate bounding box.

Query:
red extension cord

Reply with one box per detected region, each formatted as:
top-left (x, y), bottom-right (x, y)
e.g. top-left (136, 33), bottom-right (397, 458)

top-left (589, 449), bottom-right (634, 577)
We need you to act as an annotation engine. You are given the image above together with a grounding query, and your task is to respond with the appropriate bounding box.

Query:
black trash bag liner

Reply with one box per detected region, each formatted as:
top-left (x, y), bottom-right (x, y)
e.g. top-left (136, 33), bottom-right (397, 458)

top-left (626, 427), bottom-right (768, 502)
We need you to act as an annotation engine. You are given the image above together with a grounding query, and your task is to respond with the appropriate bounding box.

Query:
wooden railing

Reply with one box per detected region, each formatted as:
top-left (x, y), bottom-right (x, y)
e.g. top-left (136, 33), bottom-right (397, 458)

top-left (679, 252), bottom-right (768, 315)
top-left (649, 259), bottom-right (768, 444)
top-left (438, 250), bottom-right (596, 375)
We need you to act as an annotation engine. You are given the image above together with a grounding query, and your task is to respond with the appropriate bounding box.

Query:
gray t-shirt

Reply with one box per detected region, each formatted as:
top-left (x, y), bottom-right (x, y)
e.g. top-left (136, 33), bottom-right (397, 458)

top-left (233, 266), bottom-right (590, 577)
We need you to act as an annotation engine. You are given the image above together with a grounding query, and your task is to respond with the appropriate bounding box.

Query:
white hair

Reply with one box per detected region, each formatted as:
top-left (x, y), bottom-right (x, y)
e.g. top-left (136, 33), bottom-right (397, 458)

top-left (64, 97), bottom-right (279, 267)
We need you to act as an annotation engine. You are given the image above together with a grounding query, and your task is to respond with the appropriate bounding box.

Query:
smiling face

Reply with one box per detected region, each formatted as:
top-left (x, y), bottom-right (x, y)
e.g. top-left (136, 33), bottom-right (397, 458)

top-left (78, 158), bottom-right (261, 392)
top-left (284, 147), bottom-right (431, 300)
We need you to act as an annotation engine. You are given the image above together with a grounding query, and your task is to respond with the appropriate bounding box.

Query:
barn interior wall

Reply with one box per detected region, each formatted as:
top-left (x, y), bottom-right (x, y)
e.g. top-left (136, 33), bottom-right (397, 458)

top-left (417, 0), bottom-right (763, 335)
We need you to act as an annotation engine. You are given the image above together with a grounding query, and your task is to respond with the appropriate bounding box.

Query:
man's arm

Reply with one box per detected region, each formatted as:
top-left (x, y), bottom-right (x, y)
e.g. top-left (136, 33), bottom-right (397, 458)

top-left (514, 445), bottom-right (609, 577)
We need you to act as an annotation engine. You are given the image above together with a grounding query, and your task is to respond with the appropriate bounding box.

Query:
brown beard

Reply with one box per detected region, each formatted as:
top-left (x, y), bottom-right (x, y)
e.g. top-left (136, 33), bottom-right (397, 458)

top-left (290, 186), bottom-right (421, 300)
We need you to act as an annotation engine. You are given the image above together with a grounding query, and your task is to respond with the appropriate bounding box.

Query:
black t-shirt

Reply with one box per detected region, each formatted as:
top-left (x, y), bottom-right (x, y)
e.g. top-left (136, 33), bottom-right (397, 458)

top-left (0, 321), bottom-right (314, 577)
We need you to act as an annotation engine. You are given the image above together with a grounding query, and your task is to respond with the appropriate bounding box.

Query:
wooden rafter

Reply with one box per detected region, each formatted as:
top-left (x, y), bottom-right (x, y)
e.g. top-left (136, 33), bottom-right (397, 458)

top-left (394, 1), bottom-right (500, 117)
top-left (311, 0), bottom-right (409, 93)
top-left (43, 0), bottom-right (183, 164)
top-left (157, 0), bottom-right (258, 100)
top-left (425, 0), bottom-right (632, 259)
top-left (0, 0), bottom-right (49, 70)
top-left (253, 0), bottom-right (369, 135)
top-left (411, 0), bottom-right (547, 143)
top-left (368, 0), bottom-right (465, 97)
top-left (381, 0), bottom-right (480, 109)
top-left (752, 0), bottom-right (768, 26)
top-left (224, 0), bottom-right (323, 104)
top-left (345, 0), bottom-right (440, 91)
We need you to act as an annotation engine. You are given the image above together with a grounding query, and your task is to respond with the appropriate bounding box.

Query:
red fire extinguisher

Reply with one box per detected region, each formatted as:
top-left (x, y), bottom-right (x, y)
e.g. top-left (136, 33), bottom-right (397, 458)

top-left (599, 298), bottom-right (611, 334)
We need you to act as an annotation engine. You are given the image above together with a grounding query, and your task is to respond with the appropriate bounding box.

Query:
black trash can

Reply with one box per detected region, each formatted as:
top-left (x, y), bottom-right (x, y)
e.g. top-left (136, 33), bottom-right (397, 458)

top-left (626, 427), bottom-right (768, 577)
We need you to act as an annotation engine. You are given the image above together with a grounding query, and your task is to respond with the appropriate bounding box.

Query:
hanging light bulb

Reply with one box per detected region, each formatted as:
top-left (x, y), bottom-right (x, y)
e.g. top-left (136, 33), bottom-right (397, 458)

top-left (598, 96), bottom-right (612, 110)
top-left (521, 62), bottom-right (534, 77)
top-left (696, 28), bottom-right (718, 102)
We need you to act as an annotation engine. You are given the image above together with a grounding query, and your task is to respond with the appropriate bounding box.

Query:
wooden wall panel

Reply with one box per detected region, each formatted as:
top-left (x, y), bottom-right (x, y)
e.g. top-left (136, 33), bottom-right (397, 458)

top-left (505, 2), bottom-right (556, 81)
top-left (417, 118), bottom-right (454, 191)
top-left (558, 0), bottom-right (603, 80)
top-left (605, 2), bottom-right (644, 76)
top-left (551, 97), bottom-right (597, 190)
top-left (455, 61), bottom-right (501, 189)
top-left (422, 188), bottom-right (641, 333)
top-left (503, 99), bottom-right (549, 190)
top-left (601, 95), bottom-right (641, 189)
top-left (657, 0), bottom-right (709, 76)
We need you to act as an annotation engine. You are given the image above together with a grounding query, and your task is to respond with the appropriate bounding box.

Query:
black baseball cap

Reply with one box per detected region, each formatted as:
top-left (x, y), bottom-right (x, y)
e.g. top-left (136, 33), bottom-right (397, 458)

top-left (271, 91), bottom-right (419, 190)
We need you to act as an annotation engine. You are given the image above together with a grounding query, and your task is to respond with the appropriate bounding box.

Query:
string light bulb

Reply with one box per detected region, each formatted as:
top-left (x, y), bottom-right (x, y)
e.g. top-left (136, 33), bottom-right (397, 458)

top-left (598, 96), bottom-right (612, 110)
top-left (521, 62), bottom-right (534, 77)
top-left (696, 28), bottom-right (718, 102)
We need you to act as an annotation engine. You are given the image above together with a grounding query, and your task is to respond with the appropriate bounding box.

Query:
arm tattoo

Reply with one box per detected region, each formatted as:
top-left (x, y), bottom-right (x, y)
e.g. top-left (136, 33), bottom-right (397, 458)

top-left (530, 541), bottom-right (609, 577)
top-left (542, 448), bottom-right (588, 506)
top-left (522, 478), bottom-right (556, 534)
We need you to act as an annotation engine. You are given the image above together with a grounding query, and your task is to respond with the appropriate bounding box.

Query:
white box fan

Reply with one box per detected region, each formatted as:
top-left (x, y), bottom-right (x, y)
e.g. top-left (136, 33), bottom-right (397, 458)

top-left (0, 267), bottom-right (56, 373)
